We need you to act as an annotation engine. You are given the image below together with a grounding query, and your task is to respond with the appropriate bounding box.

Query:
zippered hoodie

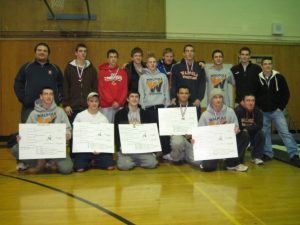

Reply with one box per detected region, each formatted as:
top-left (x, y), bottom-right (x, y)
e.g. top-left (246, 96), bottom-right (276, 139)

top-left (256, 70), bottom-right (290, 112)
top-left (138, 68), bottom-right (170, 109)
top-left (199, 104), bottom-right (239, 128)
top-left (98, 63), bottom-right (128, 108)
top-left (26, 99), bottom-right (72, 136)
top-left (63, 60), bottom-right (98, 110)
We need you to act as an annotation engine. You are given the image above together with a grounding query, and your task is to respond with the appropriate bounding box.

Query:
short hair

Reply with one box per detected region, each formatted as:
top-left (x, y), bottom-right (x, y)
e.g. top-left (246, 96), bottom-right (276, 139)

top-left (75, 43), bottom-right (87, 51)
top-left (39, 86), bottom-right (54, 95)
top-left (183, 44), bottom-right (194, 52)
top-left (127, 90), bottom-right (140, 98)
top-left (239, 47), bottom-right (251, 55)
top-left (131, 47), bottom-right (143, 57)
top-left (242, 93), bottom-right (255, 100)
top-left (162, 48), bottom-right (174, 56)
top-left (146, 54), bottom-right (156, 62)
top-left (176, 85), bottom-right (190, 94)
top-left (107, 49), bottom-right (119, 58)
top-left (261, 57), bottom-right (272, 65)
top-left (34, 42), bottom-right (50, 54)
top-left (212, 49), bottom-right (224, 58)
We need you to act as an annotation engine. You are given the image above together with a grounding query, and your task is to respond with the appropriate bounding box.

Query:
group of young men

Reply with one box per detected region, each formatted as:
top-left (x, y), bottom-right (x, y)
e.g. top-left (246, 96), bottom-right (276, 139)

top-left (11, 42), bottom-right (300, 174)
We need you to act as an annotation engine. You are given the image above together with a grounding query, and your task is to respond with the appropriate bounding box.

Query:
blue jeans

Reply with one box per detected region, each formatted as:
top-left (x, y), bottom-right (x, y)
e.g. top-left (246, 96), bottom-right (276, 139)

top-left (262, 109), bottom-right (298, 158)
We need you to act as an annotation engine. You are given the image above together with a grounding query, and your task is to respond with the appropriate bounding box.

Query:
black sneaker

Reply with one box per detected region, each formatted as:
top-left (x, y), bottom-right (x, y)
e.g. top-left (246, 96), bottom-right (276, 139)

top-left (290, 155), bottom-right (300, 167)
top-left (262, 154), bottom-right (272, 162)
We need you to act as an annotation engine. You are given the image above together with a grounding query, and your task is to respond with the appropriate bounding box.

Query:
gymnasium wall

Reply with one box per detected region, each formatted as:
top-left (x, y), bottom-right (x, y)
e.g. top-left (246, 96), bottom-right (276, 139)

top-left (1, 39), bottom-right (300, 135)
top-left (166, 0), bottom-right (300, 43)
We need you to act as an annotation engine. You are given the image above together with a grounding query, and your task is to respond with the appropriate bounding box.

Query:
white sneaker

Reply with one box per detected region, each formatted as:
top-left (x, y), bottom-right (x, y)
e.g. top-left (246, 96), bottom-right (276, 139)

top-left (251, 158), bottom-right (264, 165)
top-left (227, 164), bottom-right (248, 172)
top-left (16, 162), bottom-right (28, 171)
top-left (163, 153), bottom-right (173, 161)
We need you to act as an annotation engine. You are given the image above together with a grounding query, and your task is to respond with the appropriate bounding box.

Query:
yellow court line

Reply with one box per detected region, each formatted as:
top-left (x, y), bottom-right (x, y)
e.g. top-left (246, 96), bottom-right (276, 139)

top-left (174, 166), bottom-right (265, 225)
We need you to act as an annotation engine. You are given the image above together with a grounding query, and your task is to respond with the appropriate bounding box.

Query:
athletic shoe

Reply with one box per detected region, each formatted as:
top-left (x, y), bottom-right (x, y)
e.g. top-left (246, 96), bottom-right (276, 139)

top-left (227, 164), bottom-right (248, 172)
top-left (251, 158), bottom-right (264, 165)
top-left (290, 155), bottom-right (300, 167)
top-left (16, 162), bottom-right (28, 171)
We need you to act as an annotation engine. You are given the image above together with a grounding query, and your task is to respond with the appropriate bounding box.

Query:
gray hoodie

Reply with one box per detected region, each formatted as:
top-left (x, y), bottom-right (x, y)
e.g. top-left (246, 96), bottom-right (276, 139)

top-left (198, 104), bottom-right (238, 128)
top-left (138, 68), bottom-right (170, 109)
top-left (26, 99), bottom-right (72, 136)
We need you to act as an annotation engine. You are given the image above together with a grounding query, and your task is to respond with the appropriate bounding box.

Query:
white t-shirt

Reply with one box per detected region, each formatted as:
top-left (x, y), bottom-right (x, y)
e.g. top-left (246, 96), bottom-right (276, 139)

top-left (73, 109), bottom-right (109, 124)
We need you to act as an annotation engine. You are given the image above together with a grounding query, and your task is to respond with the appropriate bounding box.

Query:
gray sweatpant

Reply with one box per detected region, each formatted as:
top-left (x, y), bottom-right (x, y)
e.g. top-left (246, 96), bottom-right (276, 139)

top-left (117, 152), bottom-right (158, 170)
top-left (170, 135), bottom-right (194, 163)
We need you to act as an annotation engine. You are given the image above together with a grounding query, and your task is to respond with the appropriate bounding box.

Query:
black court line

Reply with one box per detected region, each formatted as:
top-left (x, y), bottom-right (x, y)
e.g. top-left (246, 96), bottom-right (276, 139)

top-left (0, 173), bottom-right (135, 225)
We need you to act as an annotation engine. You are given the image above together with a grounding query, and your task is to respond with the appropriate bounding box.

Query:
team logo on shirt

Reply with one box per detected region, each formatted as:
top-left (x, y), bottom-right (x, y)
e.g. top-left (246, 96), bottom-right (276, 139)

top-left (146, 78), bottom-right (163, 94)
top-left (241, 118), bottom-right (255, 127)
top-left (37, 113), bottom-right (57, 123)
top-left (208, 116), bottom-right (227, 125)
top-left (48, 70), bottom-right (52, 75)
top-left (104, 74), bottom-right (123, 85)
top-left (180, 71), bottom-right (198, 80)
top-left (210, 74), bottom-right (227, 89)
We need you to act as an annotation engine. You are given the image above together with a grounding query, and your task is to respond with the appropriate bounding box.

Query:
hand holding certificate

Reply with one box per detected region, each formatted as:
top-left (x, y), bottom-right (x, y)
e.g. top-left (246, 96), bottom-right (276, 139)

top-left (191, 124), bottom-right (238, 161)
top-left (119, 123), bottom-right (161, 154)
top-left (158, 107), bottom-right (198, 135)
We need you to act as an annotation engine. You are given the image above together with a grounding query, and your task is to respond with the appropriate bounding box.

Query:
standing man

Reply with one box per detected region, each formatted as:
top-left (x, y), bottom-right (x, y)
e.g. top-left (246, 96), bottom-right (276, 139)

top-left (235, 93), bottom-right (264, 165)
top-left (206, 49), bottom-right (235, 107)
top-left (98, 49), bottom-right (127, 122)
top-left (157, 47), bottom-right (177, 85)
top-left (114, 91), bottom-right (158, 170)
top-left (125, 47), bottom-right (147, 92)
top-left (198, 88), bottom-right (249, 172)
top-left (170, 44), bottom-right (206, 110)
top-left (256, 58), bottom-right (300, 166)
top-left (138, 55), bottom-right (170, 123)
top-left (63, 43), bottom-right (98, 125)
top-left (14, 43), bottom-right (63, 123)
top-left (231, 47), bottom-right (262, 104)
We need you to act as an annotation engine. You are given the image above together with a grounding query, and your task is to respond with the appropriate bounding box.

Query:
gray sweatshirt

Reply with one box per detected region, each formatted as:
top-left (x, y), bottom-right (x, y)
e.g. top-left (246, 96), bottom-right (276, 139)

top-left (198, 104), bottom-right (238, 128)
top-left (26, 99), bottom-right (72, 136)
top-left (138, 68), bottom-right (170, 109)
top-left (205, 66), bottom-right (235, 107)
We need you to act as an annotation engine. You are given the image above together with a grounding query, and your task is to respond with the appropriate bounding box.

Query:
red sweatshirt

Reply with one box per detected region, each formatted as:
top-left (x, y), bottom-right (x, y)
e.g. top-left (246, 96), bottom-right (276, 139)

top-left (98, 63), bottom-right (128, 108)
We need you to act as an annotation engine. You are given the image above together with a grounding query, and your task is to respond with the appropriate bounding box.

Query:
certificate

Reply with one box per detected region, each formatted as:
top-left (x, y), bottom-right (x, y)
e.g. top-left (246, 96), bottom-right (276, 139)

top-left (19, 123), bottom-right (66, 160)
top-left (191, 123), bottom-right (238, 161)
top-left (158, 107), bottom-right (198, 135)
top-left (119, 123), bottom-right (161, 154)
top-left (72, 122), bottom-right (114, 153)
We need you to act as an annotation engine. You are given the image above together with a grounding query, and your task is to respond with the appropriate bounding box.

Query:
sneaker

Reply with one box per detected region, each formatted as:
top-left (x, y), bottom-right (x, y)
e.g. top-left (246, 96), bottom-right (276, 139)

top-left (162, 153), bottom-right (173, 161)
top-left (290, 155), bottom-right (300, 167)
top-left (262, 154), bottom-right (272, 162)
top-left (227, 164), bottom-right (248, 172)
top-left (16, 162), bottom-right (28, 171)
top-left (251, 158), bottom-right (264, 165)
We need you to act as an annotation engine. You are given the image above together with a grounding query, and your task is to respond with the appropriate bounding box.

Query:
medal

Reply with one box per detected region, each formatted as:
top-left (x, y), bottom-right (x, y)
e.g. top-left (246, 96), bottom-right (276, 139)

top-left (76, 62), bottom-right (85, 82)
top-left (185, 60), bottom-right (194, 75)
top-left (180, 104), bottom-right (188, 120)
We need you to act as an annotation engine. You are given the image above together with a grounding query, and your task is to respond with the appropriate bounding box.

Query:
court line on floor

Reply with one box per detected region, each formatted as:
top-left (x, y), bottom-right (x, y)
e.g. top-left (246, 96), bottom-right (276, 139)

top-left (174, 166), bottom-right (266, 225)
top-left (0, 173), bottom-right (135, 225)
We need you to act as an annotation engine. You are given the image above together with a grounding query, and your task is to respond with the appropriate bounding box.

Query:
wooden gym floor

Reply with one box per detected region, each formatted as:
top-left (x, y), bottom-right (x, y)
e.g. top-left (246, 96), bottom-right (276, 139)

top-left (0, 148), bottom-right (299, 225)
